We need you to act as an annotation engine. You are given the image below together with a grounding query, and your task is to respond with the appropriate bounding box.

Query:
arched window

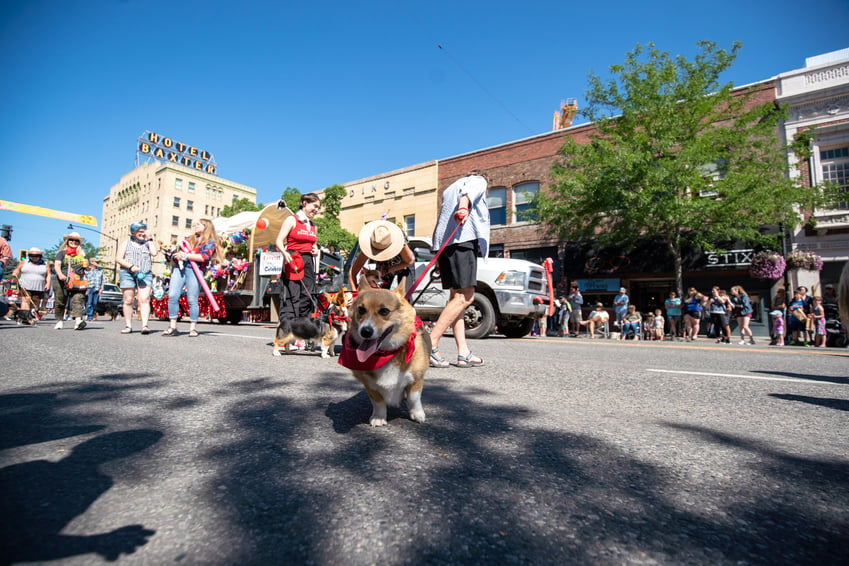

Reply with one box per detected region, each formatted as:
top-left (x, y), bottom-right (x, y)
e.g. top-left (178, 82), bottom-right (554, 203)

top-left (513, 182), bottom-right (539, 223)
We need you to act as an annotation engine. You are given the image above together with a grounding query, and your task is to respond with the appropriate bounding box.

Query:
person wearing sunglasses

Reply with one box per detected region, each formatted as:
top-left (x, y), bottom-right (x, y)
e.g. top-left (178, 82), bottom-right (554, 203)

top-left (52, 232), bottom-right (88, 330)
top-left (11, 247), bottom-right (51, 325)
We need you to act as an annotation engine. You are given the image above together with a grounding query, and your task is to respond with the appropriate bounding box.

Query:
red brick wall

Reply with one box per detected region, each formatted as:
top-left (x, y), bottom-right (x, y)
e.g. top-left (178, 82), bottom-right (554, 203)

top-left (434, 80), bottom-right (778, 258)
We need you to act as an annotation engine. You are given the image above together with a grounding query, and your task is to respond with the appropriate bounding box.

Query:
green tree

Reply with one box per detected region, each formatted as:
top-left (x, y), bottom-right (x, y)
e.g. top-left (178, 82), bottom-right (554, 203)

top-left (538, 41), bottom-right (832, 295)
top-left (221, 197), bottom-right (263, 217)
top-left (280, 187), bottom-right (301, 212)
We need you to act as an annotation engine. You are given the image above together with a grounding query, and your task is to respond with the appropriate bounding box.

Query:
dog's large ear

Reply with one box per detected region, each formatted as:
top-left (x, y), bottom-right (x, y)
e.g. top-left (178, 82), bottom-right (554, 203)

top-left (333, 289), bottom-right (347, 305)
top-left (393, 278), bottom-right (407, 298)
top-left (357, 278), bottom-right (372, 295)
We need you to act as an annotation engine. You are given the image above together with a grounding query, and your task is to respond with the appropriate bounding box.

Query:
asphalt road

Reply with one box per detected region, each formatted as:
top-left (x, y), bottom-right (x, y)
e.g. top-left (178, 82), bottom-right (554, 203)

top-left (1, 317), bottom-right (848, 565)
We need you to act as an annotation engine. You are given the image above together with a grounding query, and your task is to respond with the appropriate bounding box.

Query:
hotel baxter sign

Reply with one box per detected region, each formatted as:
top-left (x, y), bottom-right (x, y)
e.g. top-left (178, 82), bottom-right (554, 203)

top-left (137, 130), bottom-right (217, 175)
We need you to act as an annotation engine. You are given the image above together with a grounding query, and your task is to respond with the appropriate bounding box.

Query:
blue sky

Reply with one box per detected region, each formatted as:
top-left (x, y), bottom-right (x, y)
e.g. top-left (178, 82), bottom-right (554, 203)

top-left (1, 0), bottom-right (847, 256)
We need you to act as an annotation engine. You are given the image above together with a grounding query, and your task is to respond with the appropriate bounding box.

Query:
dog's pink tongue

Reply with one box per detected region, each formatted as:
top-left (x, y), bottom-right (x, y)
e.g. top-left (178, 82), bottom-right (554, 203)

top-left (356, 338), bottom-right (379, 363)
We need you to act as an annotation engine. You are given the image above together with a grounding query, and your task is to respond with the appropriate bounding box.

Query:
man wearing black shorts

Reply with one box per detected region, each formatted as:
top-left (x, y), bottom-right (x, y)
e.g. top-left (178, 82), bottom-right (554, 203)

top-left (428, 173), bottom-right (491, 368)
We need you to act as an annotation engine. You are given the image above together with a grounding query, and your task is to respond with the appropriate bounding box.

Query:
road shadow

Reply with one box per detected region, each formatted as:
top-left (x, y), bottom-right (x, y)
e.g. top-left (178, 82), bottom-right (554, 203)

top-left (769, 393), bottom-right (849, 411)
top-left (202, 370), bottom-right (849, 564)
top-left (0, 430), bottom-right (162, 563)
top-left (750, 370), bottom-right (849, 385)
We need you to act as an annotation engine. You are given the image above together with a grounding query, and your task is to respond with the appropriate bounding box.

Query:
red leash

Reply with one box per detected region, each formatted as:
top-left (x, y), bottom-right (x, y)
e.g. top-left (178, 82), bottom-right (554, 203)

top-left (404, 222), bottom-right (462, 302)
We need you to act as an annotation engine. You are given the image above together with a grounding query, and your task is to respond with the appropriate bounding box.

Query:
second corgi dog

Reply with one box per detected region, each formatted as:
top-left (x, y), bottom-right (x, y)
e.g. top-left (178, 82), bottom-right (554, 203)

top-left (338, 280), bottom-right (431, 426)
top-left (272, 290), bottom-right (349, 358)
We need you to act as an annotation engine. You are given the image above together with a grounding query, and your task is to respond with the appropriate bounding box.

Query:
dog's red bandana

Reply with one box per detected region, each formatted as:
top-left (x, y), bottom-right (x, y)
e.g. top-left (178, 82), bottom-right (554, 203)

top-left (338, 317), bottom-right (422, 371)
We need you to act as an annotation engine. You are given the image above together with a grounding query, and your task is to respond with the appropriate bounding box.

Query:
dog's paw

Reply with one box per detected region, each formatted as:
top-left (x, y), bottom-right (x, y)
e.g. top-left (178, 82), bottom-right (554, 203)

top-left (369, 417), bottom-right (388, 427)
top-left (409, 409), bottom-right (426, 424)
top-left (272, 348), bottom-right (282, 357)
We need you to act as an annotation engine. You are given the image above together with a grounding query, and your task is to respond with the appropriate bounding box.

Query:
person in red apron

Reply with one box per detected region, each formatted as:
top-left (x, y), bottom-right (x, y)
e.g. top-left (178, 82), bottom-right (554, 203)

top-left (275, 193), bottom-right (321, 322)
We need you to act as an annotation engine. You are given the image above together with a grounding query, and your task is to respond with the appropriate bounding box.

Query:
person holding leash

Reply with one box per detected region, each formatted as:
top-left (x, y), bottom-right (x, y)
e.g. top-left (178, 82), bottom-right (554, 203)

top-left (275, 192), bottom-right (322, 323)
top-left (427, 172), bottom-right (490, 368)
top-left (11, 247), bottom-right (51, 325)
top-left (53, 231), bottom-right (89, 330)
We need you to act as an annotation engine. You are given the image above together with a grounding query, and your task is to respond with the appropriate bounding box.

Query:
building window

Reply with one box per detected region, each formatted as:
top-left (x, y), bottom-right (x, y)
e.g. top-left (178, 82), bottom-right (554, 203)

top-left (175, 178), bottom-right (182, 190)
top-left (404, 215), bottom-right (415, 237)
top-left (187, 200), bottom-right (194, 211)
top-left (513, 182), bottom-right (539, 223)
top-left (206, 187), bottom-right (211, 198)
top-left (185, 218), bottom-right (193, 229)
top-left (173, 197), bottom-right (181, 208)
top-left (188, 182), bottom-right (195, 193)
top-left (487, 187), bottom-right (507, 226)
top-left (232, 194), bottom-right (239, 202)
top-left (172, 216), bottom-right (180, 226)
top-left (821, 146), bottom-right (849, 209)
top-left (204, 205), bottom-right (209, 215)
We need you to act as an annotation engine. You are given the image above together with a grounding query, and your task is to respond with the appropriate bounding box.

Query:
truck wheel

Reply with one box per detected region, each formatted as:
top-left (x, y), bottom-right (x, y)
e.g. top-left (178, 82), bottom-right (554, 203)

top-left (463, 294), bottom-right (496, 339)
top-left (499, 318), bottom-right (535, 339)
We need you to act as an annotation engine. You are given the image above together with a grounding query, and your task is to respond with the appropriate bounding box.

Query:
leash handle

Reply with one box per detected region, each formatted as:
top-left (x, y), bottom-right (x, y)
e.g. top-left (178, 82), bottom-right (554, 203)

top-left (404, 221), bottom-right (462, 301)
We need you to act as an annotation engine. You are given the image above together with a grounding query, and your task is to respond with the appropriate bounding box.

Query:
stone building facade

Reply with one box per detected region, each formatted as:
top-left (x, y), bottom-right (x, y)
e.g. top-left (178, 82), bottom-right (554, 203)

top-left (102, 161), bottom-right (257, 277)
top-left (777, 47), bottom-right (849, 289)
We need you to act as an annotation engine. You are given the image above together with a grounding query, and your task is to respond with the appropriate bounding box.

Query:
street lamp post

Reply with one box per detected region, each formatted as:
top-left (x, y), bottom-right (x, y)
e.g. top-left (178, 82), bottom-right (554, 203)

top-left (68, 223), bottom-right (120, 284)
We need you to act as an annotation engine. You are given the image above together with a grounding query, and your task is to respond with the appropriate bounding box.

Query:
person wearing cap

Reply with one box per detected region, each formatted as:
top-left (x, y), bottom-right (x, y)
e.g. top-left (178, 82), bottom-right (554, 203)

top-left (348, 220), bottom-right (414, 290)
top-left (428, 172), bottom-right (490, 368)
top-left (11, 247), bottom-right (51, 325)
top-left (115, 222), bottom-right (159, 334)
top-left (52, 232), bottom-right (89, 330)
top-left (84, 258), bottom-right (105, 322)
top-left (275, 192), bottom-right (321, 324)
top-left (613, 287), bottom-right (629, 329)
top-left (578, 302), bottom-right (610, 338)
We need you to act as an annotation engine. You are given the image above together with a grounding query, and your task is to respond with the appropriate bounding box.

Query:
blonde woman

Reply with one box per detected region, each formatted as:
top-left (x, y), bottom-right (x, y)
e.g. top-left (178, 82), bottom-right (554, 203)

top-left (164, 219), bottom-right (223, 337)
top-left (730, 285), bottom-right (755, 345)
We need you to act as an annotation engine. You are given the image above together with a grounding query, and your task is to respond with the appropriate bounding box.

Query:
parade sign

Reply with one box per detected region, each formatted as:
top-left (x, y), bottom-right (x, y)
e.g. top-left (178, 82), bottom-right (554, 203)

top-left (137, 130), bottom-right (217, 175)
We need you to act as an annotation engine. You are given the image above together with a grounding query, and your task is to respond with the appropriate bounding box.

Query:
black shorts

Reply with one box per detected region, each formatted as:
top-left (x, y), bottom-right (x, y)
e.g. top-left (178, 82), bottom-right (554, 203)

top-left (437, 241), bottom-right (477, 290)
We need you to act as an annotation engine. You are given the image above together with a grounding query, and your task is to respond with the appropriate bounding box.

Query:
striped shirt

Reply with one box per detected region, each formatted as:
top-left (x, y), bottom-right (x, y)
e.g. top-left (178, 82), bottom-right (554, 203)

top-left (123, 239), bottom-right (153, 273)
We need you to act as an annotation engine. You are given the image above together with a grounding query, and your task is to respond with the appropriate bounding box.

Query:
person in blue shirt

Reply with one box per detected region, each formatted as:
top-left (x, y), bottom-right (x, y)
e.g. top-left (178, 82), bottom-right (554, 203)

top-left (613, 287), bottom-right (629, 328)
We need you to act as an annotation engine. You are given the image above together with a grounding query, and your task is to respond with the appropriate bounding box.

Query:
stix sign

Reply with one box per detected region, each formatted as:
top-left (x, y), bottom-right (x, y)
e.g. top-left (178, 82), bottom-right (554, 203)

top-left (138, 131), bottom-right (217, 175)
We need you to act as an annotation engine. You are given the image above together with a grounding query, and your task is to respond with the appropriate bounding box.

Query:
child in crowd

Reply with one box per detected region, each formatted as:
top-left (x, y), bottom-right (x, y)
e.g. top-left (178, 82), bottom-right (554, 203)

top-left (652, 309), bottom-right (664, 340)
top-left (770, 309), bottom-right (785, 346)
top-left (810, 296), bottom-right (826, 348)
top-left (788, 290), bottom-right (808, 346)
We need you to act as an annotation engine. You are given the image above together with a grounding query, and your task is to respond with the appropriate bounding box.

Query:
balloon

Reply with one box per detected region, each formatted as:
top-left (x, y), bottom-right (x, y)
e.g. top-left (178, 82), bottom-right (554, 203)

top-left (256, 217), bottom-right (268, 230)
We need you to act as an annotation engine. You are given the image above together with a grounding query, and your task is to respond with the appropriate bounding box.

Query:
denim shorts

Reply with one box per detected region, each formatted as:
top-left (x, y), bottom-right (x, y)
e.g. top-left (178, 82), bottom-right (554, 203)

top-left (119, 269), bottom-right (153, 289)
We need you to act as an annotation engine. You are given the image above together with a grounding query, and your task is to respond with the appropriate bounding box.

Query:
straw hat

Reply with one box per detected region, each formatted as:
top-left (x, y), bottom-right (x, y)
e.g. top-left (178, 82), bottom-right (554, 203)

top-left (358, 220), bottom-right (404, 262)
top-left (28, 247), bottom-right (43, 255)
top-left (63, 231), bottom-right (85, 243)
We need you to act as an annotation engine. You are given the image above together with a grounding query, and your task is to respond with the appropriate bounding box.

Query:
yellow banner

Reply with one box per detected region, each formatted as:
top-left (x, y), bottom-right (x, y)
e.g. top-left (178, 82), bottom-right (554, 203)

top-left (0, 200), bottom-right (98, 226)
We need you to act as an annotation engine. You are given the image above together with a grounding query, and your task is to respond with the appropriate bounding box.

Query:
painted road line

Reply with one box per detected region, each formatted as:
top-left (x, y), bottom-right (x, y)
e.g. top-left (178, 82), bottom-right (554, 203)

top-left (646, 369), bottom-right (833, 385)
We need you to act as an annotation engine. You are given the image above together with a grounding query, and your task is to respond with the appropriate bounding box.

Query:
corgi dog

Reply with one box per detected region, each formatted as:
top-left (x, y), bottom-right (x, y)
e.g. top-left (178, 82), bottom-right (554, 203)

top-left (338, 280), bottom-right (431, 427)
top-left (272, 290), bottom-right (349, 358)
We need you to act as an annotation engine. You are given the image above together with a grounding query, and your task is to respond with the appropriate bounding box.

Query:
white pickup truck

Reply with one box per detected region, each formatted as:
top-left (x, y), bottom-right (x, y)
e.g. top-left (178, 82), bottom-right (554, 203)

top-left (386, 237), bottom-right (551, 339)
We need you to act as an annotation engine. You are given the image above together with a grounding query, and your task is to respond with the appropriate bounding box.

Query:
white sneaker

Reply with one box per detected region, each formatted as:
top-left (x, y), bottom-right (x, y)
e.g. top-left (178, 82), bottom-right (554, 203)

top-left (54, 321), bottom-right (63, 330)
top-left (738, 340), bottom-right (747, 345)
top-left (74, 319), bottom-right (86, 330)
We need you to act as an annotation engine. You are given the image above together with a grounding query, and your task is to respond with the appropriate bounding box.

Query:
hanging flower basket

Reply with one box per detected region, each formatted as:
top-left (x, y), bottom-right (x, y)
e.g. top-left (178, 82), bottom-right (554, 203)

top-left (785, 250), bottom-right (824, 271)
top-left (749, 251), bottom-right (786, 280)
